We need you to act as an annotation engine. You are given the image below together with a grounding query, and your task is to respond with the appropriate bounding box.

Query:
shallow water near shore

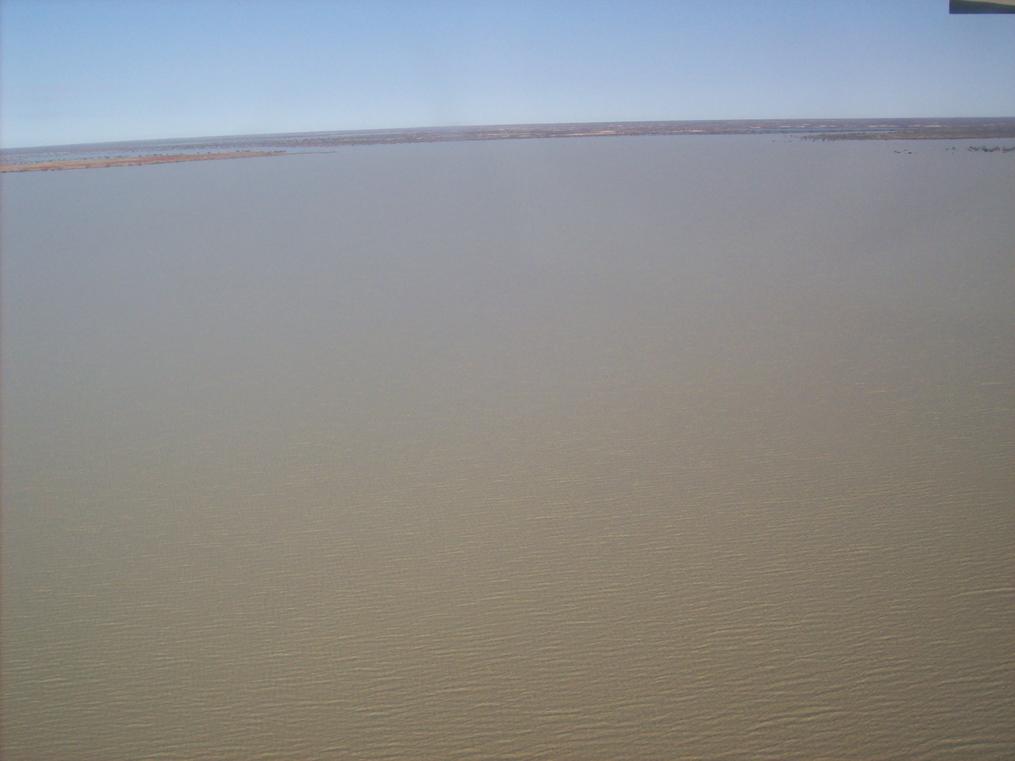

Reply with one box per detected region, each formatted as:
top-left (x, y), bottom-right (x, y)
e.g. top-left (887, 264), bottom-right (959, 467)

top-left (2, 135), bottom-right (1013, 760)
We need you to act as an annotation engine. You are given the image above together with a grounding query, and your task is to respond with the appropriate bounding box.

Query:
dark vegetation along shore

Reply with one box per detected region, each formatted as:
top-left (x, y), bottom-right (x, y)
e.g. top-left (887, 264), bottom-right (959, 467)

top-left (201, 116), bottom-right (1015, 146)
top-left (802, 117), bottom-right (1015, 141)
top-left (964, 145), bottom-right (1015, 152)
top-left (3, 117), bottom-right (1015, 172)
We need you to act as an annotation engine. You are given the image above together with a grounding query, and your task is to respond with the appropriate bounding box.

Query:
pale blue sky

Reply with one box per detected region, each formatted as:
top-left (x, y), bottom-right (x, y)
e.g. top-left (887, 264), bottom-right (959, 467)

top-left (2, 0), bottom-right (1014, 148)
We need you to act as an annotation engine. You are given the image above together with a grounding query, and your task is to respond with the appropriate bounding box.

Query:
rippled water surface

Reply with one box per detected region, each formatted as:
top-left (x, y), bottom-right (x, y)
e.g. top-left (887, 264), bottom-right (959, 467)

top-left (2, 136), bottom-right (1013, 759)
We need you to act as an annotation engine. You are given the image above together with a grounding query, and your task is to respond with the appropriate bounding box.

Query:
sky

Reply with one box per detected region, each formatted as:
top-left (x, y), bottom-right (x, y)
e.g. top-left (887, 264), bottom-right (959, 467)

top-left (1, 0), bottom-right (1014, 148)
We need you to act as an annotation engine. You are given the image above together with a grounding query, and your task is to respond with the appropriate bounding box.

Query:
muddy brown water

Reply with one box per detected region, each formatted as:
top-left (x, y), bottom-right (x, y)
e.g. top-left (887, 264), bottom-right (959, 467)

top-left (2, 136), bottom-right (1013, 759)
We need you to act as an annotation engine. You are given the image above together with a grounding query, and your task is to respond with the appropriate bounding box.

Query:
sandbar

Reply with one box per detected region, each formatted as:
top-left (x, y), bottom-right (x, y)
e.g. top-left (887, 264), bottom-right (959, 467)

top-left (0, 150), bottom-right (283, 173)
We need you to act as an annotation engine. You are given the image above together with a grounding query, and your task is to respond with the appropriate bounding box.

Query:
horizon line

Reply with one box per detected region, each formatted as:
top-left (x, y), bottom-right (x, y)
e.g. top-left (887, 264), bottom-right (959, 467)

top-left (5, 115), bottom-right (1015, 152)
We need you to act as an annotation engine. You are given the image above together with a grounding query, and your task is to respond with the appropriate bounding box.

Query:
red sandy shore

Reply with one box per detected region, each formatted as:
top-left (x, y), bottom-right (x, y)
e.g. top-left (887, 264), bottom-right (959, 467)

top-left (0, 150), bottom-right (284, 173)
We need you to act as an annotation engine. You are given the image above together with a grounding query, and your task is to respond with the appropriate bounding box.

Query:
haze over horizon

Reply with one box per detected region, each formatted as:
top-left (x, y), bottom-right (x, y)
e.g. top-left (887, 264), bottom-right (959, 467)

top-left (2, 0), bottom-right (1015, 149)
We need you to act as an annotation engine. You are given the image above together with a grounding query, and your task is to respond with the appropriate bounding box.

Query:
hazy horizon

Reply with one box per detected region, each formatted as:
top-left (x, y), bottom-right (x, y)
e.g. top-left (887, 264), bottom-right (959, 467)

top-left (3, 114), bottom-right (1015, 153)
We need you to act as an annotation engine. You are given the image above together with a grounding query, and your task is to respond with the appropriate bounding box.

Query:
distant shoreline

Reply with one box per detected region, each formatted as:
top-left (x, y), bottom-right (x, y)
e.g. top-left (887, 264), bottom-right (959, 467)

top-left (3, 118), bottom-right (1015, 173)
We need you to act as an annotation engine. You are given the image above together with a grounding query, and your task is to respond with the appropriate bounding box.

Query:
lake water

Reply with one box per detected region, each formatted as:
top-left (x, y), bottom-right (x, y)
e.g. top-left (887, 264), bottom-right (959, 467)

top-left (2, 136), bottom-right (1013, 760)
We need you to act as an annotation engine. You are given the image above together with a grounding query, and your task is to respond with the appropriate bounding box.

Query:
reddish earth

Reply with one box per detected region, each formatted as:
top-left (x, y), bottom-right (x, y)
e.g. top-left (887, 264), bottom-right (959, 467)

top-left (0, 150), bottom-right (283, 173)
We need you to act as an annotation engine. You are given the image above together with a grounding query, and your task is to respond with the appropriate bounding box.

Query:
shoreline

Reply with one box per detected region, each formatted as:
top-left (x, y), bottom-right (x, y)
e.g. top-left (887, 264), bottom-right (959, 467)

top-left (0, 150), bottom-right (284, 173)
top-left (4, 118), bottom-right (1015, 173)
